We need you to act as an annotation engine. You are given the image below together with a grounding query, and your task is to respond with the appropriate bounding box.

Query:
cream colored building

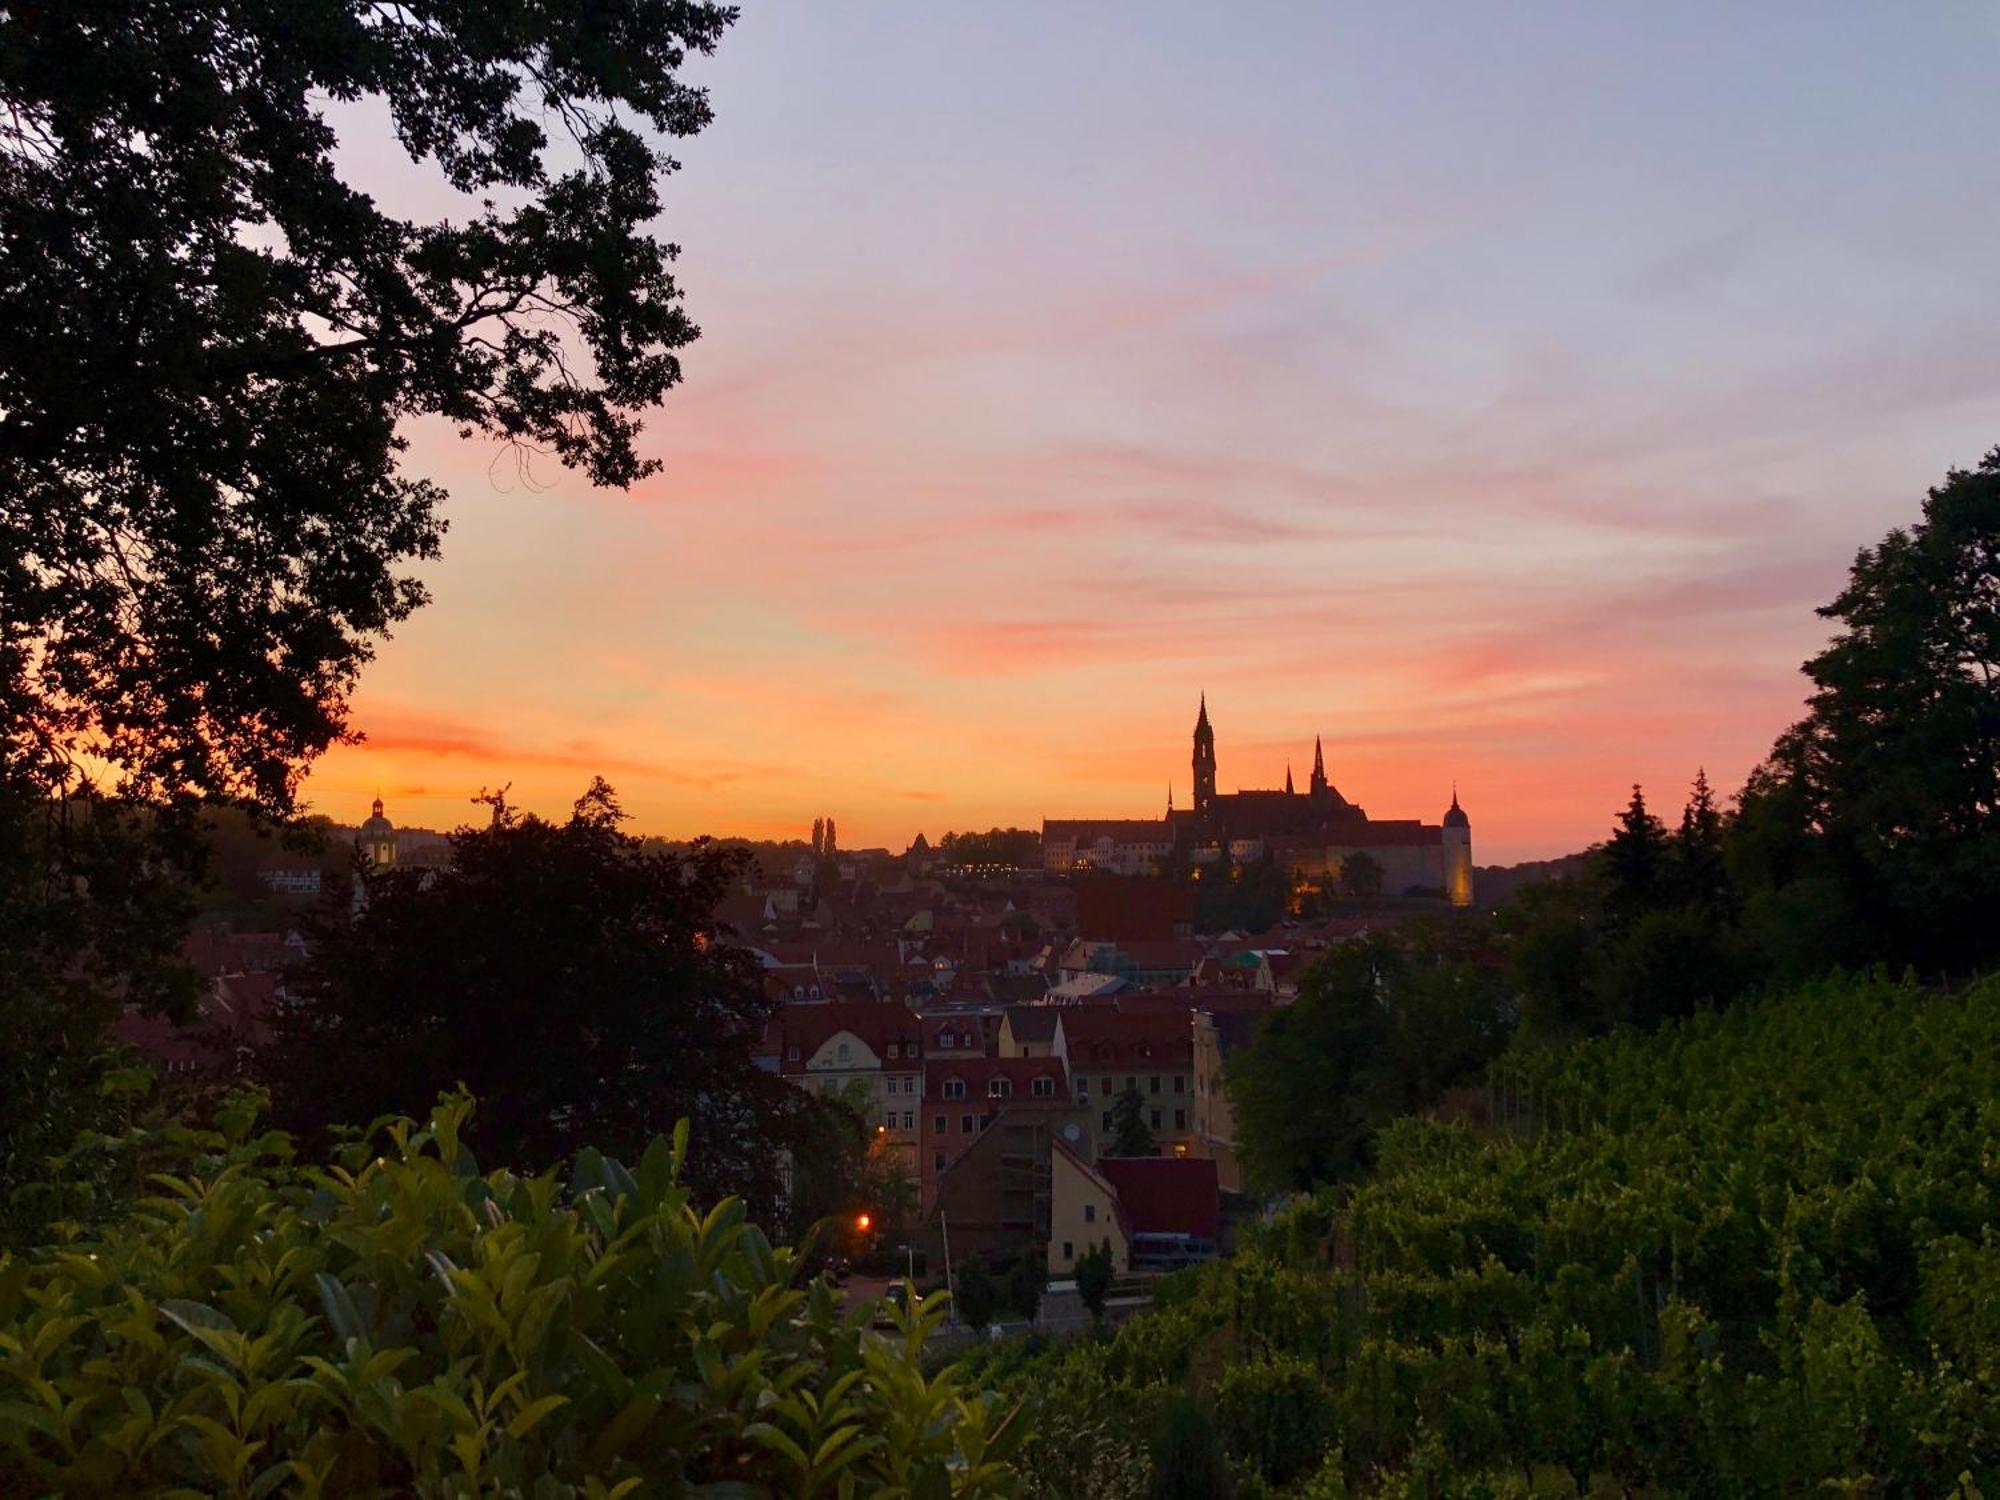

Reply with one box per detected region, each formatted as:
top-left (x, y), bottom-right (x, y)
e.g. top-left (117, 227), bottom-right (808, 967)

top-left (1049, 1139), bottom-right (1129, 1275)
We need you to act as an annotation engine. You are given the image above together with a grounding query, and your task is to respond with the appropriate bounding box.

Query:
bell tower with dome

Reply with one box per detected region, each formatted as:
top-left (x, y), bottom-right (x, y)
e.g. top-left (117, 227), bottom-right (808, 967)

top-left (358, 795), bottom-right (397, 869)
top-left (1442, 787), bottom-right (1473, 907)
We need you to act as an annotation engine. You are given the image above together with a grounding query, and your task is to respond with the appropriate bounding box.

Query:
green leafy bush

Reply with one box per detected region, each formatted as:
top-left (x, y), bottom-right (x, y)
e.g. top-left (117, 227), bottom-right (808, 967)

top-left (0, 1091), bottom-right (1020, 1497)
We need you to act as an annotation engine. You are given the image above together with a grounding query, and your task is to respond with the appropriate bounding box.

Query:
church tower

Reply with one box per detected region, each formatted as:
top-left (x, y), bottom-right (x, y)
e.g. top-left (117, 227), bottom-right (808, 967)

top-left (1309, 736), bottom-right (1328, 799)
top-left (1192, 695), bottom-right (1216, 817)
top-left (358, 795), bottom-right (397, 870)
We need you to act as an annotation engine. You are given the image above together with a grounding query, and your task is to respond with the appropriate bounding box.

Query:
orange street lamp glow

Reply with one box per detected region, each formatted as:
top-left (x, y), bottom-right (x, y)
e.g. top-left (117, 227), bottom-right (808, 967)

top-left (856, 1213), bottom-right (872, 1232)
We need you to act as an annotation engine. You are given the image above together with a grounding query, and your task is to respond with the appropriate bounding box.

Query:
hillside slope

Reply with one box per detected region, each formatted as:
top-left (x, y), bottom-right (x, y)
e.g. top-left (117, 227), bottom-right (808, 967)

top-left (975, 972), bottom-right (2000, 1496)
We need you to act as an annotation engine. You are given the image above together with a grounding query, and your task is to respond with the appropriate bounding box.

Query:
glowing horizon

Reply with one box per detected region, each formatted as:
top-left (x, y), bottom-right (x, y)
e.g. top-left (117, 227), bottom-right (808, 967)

top-left (303, 2), bottom-right (2000, 863)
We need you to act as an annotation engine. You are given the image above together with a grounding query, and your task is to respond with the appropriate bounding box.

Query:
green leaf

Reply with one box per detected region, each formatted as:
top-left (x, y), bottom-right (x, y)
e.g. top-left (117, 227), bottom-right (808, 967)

top-left (314, 1274), bottom-right (366, 1347)
top-left (159, 1299), bottom-right (236, 1336)
top-left (506, 1393), bottom-right (570, 1440)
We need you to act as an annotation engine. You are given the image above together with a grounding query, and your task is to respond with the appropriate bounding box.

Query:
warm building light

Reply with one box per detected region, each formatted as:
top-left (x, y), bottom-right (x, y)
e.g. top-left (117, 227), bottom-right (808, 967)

top-left (855, 1213), bottom-right (872, 1232)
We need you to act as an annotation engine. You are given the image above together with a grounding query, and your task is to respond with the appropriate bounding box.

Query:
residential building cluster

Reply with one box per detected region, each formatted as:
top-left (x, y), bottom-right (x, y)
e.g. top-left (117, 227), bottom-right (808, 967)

top-left (746, 837), bottom-right (1403, 1281)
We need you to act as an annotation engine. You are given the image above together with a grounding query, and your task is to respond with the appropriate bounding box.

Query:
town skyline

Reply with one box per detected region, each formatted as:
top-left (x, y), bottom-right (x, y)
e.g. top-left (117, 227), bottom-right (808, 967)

top-left (299, 2), bottom-right (2000, 862)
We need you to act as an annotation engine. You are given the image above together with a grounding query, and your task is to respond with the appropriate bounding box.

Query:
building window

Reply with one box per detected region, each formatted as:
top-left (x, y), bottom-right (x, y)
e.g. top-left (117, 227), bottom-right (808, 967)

top-left (1150, 1109), bottom-right (1161, 1129)
top-left (1173, 1074), bottom-right (1186, 1093)
top-left (961, 1114), bottom-right (974, 1134)
top-left (934, 1152), bottom-right (946, 1172)
top-left (1149, 1075), bottom-right (1161, 1094)
top-left (1175, 1109), bottom-right (1186, 1130)
top-left (1063, 1241), bottom-right (1073, 1261)
top-left (1084, 1204), bottom-right (1096, 1224)
top-left (988, 1078), bottom-right (1012, 1098)
top-left (1102, 1112), bottom-right (1113, 1133)
top-left (787, 1046), bottom-right (800, 1061)
top-left (1076, 1079), bottom-right (1089, 1100)
top-left (1101, 1076), bottom-right (1112, 1096)
top-left (902, 1111), bottom-right (914, 1129)
top-left (934, 1115), bottom-right (945, 1134)
top-left (884, 1115), bottom-right (895, 1131)
top-left (1032, 1076), bottom-right (1054, 1098)
top-left (837, 1042), bottom-right (850, 1063)
top-left (942, 1078), bottom-right (965, 1100)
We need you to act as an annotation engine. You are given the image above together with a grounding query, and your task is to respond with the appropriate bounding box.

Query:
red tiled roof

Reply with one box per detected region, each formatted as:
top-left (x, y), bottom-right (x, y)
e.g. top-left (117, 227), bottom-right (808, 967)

top-left (762, 1000), bottom-right (922, 1072)
top-left (922, 1056), bottom-right (1069, 1104)
top-left (919, 1013), bottom-right (994, 1052)
top-left (1056, 1008), bottom-right (1193, 1068)
top-left (1099, 1156), bottom-right (1221, 1240)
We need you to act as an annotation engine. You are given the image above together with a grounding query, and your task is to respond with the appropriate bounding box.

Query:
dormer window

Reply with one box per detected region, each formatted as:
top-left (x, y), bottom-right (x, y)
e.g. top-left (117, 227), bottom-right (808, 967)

top-left (836, 1042), bottom-right (851, 1064)
top-left (942, 1077), bottom-right (966, 1100)
top-left (1032, 1076), bottom-right (1055, 1098)
top-left (988, 1078), bottom-right (1012, 1099)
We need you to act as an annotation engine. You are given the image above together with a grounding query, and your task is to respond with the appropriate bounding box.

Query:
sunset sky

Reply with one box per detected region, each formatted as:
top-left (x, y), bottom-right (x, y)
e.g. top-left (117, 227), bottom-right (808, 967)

top-left (304, 1), bottom-right (2000, 863)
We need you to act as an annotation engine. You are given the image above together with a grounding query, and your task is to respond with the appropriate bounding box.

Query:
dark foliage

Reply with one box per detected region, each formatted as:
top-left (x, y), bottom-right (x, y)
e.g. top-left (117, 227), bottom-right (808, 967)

top-left (0, 0), bottom-right (733, 1225)
top-left (1736, 449), bottom-right (1999, 975)
top-left (1601, 784), bottom-right (1669, 931)
top-left (1193, 850), bottom-right (1290, 934)
top-left (935, 828), bottom-right (1043, 868)
top-left (1339, 848), bottom-right (1385, 899)
top-left (1228, 921), bottom-right (1511, 1193)
top-left (1006, 1254), bottom-right (1048, 1324)
top-left (261, 780), bottom-right (797, 1212)
top-left (1076, 1240), bottom-right (1115, 1322)
top-left (955, 1256), bottom-right (1001, 1331)
top-left (1108, 1085), bottom-right (1156, 1158)
top-left (1145, 1393), bottom-right (1235, 1500)
top-left (1, 0), bottom-right (731, 815)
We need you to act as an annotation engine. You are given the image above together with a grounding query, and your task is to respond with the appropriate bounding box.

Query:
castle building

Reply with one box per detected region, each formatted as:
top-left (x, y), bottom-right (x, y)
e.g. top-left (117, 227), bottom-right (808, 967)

top-left (1043, 697), bottom-right (1473, 907)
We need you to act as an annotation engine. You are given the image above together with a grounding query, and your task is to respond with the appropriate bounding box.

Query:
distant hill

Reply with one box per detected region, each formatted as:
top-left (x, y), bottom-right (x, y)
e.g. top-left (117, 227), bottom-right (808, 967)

top-left (1472, 848), bottom-right (1595, 908)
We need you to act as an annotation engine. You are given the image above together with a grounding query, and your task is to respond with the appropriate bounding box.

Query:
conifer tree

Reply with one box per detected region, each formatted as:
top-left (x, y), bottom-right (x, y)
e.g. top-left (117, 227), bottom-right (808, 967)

top-left (1675, 768), bottom-right (1732, 912)
top-left (1602, 784), bottom-right (1669, 929)
top-left (811, 817), bottom-right (825, 856)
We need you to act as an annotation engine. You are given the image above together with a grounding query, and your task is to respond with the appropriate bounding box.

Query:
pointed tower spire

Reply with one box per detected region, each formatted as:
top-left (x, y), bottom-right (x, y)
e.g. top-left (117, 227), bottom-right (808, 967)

top-left (1285, 763), bottom-right (1294, 795)
top-left (1191, 692), bottom-right (1216, 817)
top-left (1309, 735), bottom-right (1328, 798)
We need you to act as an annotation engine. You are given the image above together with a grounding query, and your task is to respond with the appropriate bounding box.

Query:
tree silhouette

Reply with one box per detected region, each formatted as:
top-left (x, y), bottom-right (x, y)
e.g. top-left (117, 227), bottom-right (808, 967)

top-left (954, 1257), bottom-right (1000, 1331)
top-left (1675, 768), bottom-right (1732, 913)
top-left (1109, 1086), bottom-right (1156, 1158)
top-left (1603, 785), bottom-right (1670, 930)
top-left (1076, 1240), bottom-right (1116, 1323)
top-left (1737, 450), bottom-right (2000, 973)
top-left (1, 0), bottom-right (735, 1181)
top-left (263, 780), bottom-right (798, 1213)
top-left (1340, 850), bottom-right (1385, 900)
